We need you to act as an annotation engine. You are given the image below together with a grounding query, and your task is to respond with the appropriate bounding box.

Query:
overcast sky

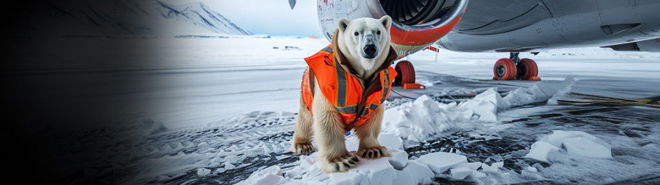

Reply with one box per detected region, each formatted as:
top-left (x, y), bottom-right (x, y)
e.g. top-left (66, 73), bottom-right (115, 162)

top-left (203, 0), bottom-right (323, 36)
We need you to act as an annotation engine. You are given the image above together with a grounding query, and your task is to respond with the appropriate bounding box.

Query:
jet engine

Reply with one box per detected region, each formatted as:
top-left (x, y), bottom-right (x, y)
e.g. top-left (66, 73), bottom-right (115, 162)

top-left (316, 0), bottom-right (468, 57)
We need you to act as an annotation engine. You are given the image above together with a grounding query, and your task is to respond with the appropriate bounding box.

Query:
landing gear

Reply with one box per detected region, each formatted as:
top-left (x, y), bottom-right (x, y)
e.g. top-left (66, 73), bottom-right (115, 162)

top-left (492, 52), bottom-right (541, 81)
top-left (394, 60), bottom-right (425, 89)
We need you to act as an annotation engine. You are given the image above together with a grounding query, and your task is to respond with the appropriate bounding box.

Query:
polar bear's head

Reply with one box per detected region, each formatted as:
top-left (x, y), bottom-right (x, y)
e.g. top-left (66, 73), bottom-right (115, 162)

top-left (336, 16), bottom-right (392, 77)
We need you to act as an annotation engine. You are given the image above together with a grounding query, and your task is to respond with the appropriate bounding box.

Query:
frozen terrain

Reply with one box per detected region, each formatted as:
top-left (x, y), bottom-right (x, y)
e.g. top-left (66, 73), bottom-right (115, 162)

top-left (8, 36), bottom-right (660, 184)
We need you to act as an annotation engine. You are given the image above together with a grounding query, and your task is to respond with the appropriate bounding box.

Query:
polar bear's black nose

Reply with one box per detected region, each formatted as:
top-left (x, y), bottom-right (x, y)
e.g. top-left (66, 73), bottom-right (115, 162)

top-left (363, 44), bottom-right (377, 59)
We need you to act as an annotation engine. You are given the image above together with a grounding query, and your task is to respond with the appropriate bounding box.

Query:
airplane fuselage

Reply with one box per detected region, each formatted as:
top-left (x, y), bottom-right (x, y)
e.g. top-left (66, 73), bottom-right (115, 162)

top-left (439, 0), bottom-right (660, 52)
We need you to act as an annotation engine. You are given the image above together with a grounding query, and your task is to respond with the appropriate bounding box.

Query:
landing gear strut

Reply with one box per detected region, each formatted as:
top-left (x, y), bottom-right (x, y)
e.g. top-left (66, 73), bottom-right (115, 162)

top-left (492, 52), bottom-right (541, 81)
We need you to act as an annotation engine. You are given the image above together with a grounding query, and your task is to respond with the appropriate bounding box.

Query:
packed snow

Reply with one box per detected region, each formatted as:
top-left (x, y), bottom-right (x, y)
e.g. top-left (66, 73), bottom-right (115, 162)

top-left (236, 81), bottom-right (576, 185)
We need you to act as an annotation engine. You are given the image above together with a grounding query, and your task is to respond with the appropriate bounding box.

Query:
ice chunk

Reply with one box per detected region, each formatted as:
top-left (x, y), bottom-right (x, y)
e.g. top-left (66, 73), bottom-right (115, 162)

top-left (450, 167), bottom-right (472, 179)
top-left (393, 161), bottom-right (434, 185)
top-left (382, 95), bottom-right (450, 142)
top-left (542, 130), bottom-right (599, 147)
top-left (525, 166), bottom-right (538, 172)
top-left (471, 170), bottom-right (487, 179)
top-left (237, 166), bottom-right (285, 185)
top-left (525, 141), bottom-right (560, 163)
top-left (224, 161), bottom-right (236, 170)
top-left (416, 152), bottom-right (468, 174)
top-left (525, 130), bottom-right (612, 163)
top-left (481, 162), bottom-right (503, 173)
top-left (563, 137), bottom-right (612, 158)
top-left (454, 162), bottom-right (483, 171)
top-left (459, 88), bottom-right (500, 122)
top-left (388, 149), bottom-right (409, 170)
top-left (501, 81), bottom-right (558, 108)
top-left (491, 162), bottom-right (503, 168)
top-left (196, 168), bottom-right (211, 177)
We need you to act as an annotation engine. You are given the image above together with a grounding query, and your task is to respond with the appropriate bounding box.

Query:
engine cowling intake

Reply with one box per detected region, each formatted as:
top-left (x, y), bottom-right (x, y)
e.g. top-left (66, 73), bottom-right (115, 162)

top-left (317, 0), bottom-right (468, 57)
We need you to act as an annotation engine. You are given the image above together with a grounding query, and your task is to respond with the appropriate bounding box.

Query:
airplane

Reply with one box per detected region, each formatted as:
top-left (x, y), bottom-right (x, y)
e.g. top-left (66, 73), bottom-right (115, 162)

top-left (289, 0), bottom-right (660, 88)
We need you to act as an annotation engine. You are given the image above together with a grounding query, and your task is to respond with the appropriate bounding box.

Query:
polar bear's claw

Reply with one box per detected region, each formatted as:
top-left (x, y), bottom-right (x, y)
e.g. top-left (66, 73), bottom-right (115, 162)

top-left (291, 143), bottom-right (315, 155)
top-left (323, 153), bottom-right (359, 172)
top-left (357, 146), bottom-right (390, 159)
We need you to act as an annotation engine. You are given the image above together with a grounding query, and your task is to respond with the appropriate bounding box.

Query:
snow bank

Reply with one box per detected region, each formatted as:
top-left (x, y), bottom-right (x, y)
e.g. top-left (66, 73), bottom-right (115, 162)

top-left (382, 80), bottom-right (565, 141)
top-left (525, 130), bottom-right (612, 163)
top-left (238, 134), bottom-right (507, 185)
top-left (238, 79), bottom-right (572, 185)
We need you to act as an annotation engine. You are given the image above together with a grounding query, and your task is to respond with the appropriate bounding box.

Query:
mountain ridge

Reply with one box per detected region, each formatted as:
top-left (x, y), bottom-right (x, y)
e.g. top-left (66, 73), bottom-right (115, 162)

top-left (10, 0), bottom-right (249, 37)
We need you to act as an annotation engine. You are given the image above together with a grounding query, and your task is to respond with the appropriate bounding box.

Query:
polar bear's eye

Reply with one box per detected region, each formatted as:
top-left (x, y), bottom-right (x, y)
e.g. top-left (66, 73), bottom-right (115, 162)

top-left (376, 30), bottom-right (381, 35)
top-left (354, 32), bottom-right (359, 36)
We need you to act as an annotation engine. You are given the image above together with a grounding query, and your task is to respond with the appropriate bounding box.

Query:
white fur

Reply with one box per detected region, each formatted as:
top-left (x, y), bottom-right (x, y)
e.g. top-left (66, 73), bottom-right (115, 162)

top-left (337, 16), bottom-right (392, 79)
top-left (291, 16), bottom-right (393, 173)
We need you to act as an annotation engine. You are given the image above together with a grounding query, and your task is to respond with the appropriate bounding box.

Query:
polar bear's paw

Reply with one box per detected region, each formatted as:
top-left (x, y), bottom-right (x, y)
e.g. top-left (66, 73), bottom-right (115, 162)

top-left (291, 142), bottom-right (315, 155)
top-left (321, 153), bottom-right (359, 173)
top-left (357, 146), bottom-right (390, 159)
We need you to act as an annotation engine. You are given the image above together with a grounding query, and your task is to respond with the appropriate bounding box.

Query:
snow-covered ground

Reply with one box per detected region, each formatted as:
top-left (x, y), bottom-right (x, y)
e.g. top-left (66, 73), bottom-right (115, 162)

top-left (10, 36), bottom-right (660, 184)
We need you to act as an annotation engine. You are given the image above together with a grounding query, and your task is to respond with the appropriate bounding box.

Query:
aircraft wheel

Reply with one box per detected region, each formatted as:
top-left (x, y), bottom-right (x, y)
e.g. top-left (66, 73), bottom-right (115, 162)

top-left (492, 58), bottom-right (517, 80)
top-left (394, 60), bottom-right (415, 86)
top-left (517, 58), bottom-right (540, 80)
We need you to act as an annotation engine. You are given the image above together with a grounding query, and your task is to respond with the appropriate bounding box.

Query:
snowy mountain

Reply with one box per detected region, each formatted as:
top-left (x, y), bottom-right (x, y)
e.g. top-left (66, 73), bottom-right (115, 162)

top-left (156, 1), bottom-right (250, 35)
top-left (11, 0), bottom-right (249, 37)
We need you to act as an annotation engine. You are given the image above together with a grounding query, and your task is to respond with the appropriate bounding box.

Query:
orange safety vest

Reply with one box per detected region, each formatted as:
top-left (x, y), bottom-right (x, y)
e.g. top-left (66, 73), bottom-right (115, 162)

top-left (301, 42), bottom-right (398, 130)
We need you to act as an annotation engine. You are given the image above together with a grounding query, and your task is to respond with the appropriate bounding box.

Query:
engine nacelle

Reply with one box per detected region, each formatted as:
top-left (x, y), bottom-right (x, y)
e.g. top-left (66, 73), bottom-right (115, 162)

top-left (317, 0), bottom-right (468, 57)
top-left (605, 38), bottom-right (660, 52)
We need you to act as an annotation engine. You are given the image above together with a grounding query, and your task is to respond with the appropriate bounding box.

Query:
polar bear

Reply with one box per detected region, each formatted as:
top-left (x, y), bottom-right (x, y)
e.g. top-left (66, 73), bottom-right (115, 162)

top-left (290, 16), bottom-right (398, 173)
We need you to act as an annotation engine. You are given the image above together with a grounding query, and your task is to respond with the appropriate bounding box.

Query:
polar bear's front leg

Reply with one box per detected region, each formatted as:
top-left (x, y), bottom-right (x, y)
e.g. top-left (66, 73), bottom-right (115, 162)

top-left (355, 105), bottom-right (390, 159)
top-left (313, 110), bottom-right (359, 172)
top-left (291, 97), bottom-right (315, 155)
top-left (312, 94), bottom-right (359, 173)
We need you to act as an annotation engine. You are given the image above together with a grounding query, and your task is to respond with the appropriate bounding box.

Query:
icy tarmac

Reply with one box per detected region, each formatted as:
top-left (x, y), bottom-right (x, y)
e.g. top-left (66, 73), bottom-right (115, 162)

top-left (8, 37), bottom-right (660, 184)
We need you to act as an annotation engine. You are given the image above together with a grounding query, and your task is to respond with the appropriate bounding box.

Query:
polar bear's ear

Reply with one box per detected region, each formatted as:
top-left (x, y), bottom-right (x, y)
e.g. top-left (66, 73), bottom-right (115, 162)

top-left (338, 18), bottom-right (350, 33)
top-left (380, 15), bottom-right (392, 30)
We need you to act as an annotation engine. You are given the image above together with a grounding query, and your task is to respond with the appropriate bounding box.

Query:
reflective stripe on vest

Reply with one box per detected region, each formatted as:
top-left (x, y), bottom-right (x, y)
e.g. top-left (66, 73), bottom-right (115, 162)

top-left (334, 59), bottom-right (347, 108)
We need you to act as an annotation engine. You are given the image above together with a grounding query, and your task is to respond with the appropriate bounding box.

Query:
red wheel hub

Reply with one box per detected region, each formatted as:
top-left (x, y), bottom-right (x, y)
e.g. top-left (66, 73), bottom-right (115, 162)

top-left (492, 58), bottom-right (517, 80)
